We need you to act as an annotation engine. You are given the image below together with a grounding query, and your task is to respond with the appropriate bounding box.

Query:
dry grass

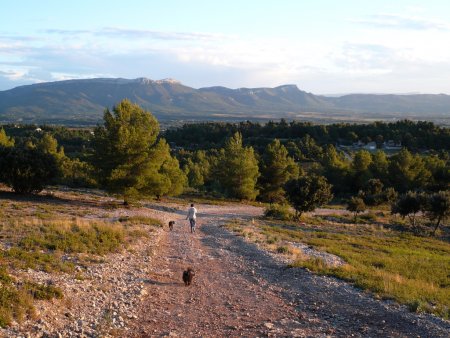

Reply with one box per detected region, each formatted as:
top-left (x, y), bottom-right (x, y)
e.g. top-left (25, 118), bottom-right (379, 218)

top-left (0, 187), bottom-right (160, 327)
top-left (225, 212), bottom-right (450, 319)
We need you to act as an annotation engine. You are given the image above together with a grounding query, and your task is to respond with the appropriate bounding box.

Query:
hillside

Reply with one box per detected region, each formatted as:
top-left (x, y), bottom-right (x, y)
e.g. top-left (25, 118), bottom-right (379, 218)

top-left (1, 78), bottom-right (450, 124)
top-left (0, 189), bottom-right (449, 336)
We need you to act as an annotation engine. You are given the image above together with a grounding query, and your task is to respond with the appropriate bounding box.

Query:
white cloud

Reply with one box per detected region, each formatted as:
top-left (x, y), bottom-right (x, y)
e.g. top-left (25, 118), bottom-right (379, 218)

top-left (1, 17), bottom-right (450, 94)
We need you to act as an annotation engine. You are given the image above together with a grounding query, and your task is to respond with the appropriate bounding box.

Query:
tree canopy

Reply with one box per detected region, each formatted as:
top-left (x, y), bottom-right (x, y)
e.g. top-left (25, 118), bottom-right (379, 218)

top-left (216, 132), bottom-right (259, 200)
top-left (258, 139), bottom-right (300, 203)
top-left (93, 99), bottom-right (185, 203)
top-left (285, 174), bottom-right (333, 218)
top-left (0, 146), bottom-right (59, 194)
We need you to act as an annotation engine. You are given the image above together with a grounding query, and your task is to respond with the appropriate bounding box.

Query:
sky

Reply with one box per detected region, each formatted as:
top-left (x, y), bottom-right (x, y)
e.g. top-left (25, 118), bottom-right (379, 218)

top-left (1, 0), bottom-right (450, 94)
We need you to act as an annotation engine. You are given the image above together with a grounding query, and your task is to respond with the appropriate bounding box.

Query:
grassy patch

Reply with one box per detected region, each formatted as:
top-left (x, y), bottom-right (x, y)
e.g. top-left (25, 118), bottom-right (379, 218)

top-left (0, 266), bottom-right (63, 327)
top-left (16, 220), bottom-right (125, 256)
top-left (118, 215), bottom-right (163, 227)
top-left (0, 217), bottom-right (151, 275)
top-left (298, 232), bottom-right (450, 318)
top-left (227, 216), bottom-right (450, 319)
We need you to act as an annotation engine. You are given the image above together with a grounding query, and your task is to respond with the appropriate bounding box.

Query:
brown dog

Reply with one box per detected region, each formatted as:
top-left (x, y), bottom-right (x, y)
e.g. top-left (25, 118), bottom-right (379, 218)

top-left (182, 267), bottom-right (195, 286)
top-left (168, 221), bottom-right (175, 231)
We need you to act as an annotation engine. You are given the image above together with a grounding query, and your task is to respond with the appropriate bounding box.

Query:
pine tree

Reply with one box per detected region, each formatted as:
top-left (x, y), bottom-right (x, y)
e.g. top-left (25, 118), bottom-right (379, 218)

top-left (93, 99), bottom-right (185, 203)
top-left (388, 148), bottom-right (431, 192)
top-left (218, 132), bottom-right (259, 200)
top-left (0, 128), bottom-right (14, 147)
top-left (259, 139), bottom-right (300, 203)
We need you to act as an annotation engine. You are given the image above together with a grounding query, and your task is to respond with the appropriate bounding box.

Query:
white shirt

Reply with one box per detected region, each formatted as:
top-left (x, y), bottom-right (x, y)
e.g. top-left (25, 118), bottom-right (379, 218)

top-left (187, 207), bottom-right (197, 220)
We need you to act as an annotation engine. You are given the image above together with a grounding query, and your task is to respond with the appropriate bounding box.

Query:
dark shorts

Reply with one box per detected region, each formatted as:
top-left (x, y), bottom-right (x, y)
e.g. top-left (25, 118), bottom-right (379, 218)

top-left (189, 218), bottom-right (196, 227)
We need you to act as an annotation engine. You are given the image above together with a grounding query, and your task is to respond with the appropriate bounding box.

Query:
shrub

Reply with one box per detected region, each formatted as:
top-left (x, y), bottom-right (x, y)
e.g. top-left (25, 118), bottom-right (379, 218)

top-left (276, 245), bottom-right (290, 254)
top-left (359, 212), bottom-right (378, 223)
top-left (347, 196), bottom-right (366, 221)
top-left (23, 281), bottom-right (63, 300)
top-left (0, 146), bottom-right (59, 194)
top-left (264, 203), bottom-right (294, 220)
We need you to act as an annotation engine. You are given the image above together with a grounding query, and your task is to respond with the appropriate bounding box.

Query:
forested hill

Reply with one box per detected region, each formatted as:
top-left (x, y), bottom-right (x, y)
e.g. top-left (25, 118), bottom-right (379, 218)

top-left (1, 78), bottom-right (450, 124)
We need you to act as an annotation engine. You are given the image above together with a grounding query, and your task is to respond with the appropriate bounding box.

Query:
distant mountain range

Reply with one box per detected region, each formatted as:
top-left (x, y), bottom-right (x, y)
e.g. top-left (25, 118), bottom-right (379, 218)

top-left (0, 77), bottom-right (449, 125)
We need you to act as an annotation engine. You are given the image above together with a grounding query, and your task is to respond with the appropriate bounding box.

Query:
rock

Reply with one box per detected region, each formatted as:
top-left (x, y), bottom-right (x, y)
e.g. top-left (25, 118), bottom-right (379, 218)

top-left (264, 322), bottom-right (274, 329)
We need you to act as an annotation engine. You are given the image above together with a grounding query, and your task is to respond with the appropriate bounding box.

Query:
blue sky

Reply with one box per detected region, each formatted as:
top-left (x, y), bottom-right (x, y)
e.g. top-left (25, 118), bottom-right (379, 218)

top-left (1, 0), bottom-right (450, 93)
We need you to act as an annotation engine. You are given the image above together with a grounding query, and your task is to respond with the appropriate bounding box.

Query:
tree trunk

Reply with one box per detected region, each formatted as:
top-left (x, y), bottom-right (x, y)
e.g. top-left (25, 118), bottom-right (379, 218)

top-left (432, 216), bottom-right (442, 235)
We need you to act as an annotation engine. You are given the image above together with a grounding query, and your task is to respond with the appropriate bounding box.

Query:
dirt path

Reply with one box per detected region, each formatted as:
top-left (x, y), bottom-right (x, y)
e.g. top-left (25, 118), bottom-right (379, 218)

top-left (129, 204), bottom-right (450, 337)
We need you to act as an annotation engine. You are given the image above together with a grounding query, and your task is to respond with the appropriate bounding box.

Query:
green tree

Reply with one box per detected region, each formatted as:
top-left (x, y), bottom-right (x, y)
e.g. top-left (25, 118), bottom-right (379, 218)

top-left (0, 128), bottom-right (14, 147)
top-left (351, 150), bottom-right (373, 192)
top-left (93, 99), bottom-right (185, 203)
top-left (423, 155), bottom-right (449, 191)
top-left (285, 175), bottom-right (333, 218)
top-left (36, 133), bottom-right (60, 157)
top-left (321, 145), bottom-right (350, 194)
top-left (369, 150), bottom-right (389, 183)
top-left (0, 146), bottom-right (58, 194)
top-left (149, 139), bottom-right (186, 198)
top-left (184, 150), bottom-right (211, 189)
top-left (347, 196), bottom-right (366, 222)
top-left (423, 191), bottom-right (450, 234)
top-left (259, 139), bottom-right (300, 203)
top-left (362, 178), bottom-right (384, 206)
top-left (391, 192), bottom-right (425, 228)
top-left (285, 141), bottom-right (303, 161)
top-left (217, 132), bottom-right (259, 200)
top-left (298, 134), bottom-right (323, 160)
top-left (388, 148), bottom-right (431, 192)
top-left (59, 158), bottom-right (97, 187)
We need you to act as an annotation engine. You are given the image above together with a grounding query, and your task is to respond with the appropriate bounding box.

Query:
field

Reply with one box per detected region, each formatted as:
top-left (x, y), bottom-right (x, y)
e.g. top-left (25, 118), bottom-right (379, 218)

top-left (225, 211), bottom-right (450, 319)
top-left (0, 187), bottom-right (162, 327)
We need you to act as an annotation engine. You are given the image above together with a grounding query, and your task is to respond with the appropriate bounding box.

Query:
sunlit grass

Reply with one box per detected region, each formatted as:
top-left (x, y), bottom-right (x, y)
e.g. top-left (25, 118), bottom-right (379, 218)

top-left (226, 216), bottom-right (450, 319)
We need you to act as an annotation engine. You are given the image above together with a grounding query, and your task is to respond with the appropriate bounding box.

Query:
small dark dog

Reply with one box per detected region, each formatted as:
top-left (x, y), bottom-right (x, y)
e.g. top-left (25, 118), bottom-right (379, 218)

top-left (168, 221), bottom-right (175, 231)
top-left (182, 267), bottom-right (195, 286)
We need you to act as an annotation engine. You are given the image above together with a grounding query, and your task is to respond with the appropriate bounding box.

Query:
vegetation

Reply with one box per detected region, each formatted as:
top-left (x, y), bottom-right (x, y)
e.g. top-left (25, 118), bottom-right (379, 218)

top-left (93, 99), bottom-right (186, 203)
top-left (346, 196), bottom-right (366, 221)
top-left (263, 203), bottom-right (294, 221)
top-left (0, 190), bottom-right (154, 326)
top-left (0, 106), bottom-right (449, 325)
top-left (0, 128), bottom-right (14, 147)
top-left (214, 132), bottom-right (260, 200)
top-left (226, 216), bottom-right (450, 319)
top-left (258, 139), bottom-right (300, 203)
top-left (165, 120), bottom-right (450, 152)
top-left (285, 175), bottom-right (333, 218)
top-left (423, 191), bottom-right (450, 234)
top-left (0, 146), bottom-right (59, 193)
top-left (391, 192), bottom-right (424, 227)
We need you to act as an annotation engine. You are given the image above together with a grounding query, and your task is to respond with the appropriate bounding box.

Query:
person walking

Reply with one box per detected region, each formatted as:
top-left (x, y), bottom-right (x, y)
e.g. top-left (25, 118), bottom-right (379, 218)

top-left (186, 203), bottom-right (198, 233)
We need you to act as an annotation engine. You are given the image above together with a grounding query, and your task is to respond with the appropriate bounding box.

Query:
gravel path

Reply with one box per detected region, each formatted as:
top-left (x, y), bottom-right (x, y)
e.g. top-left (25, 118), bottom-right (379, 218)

top-left (129, 204), bottom-right (450, 337)
top-left (1, 202), bottom-right (448, 337)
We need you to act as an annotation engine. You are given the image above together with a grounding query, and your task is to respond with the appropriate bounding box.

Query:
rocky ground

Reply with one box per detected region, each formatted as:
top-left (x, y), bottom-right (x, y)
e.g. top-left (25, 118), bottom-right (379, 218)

top-left (1, 201), bottom-right (449, 337)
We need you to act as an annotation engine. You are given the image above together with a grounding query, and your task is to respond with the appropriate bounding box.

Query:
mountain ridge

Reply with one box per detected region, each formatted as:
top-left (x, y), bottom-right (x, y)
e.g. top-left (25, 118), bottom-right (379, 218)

top-left (1, 77), bottom-right (450, 124)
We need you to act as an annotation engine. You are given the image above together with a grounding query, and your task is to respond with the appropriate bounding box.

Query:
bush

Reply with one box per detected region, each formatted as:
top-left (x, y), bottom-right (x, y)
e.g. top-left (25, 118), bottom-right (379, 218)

top-left (359, 212), bottom-right (378, 223)
top-left (23, 281), bottom-right (63, 300)
top-left (276, 245), bottom-right (290, 254)
top-left (0, 146), bottom-right (58, 194)
top-left (264, 204), bottom-right (294, 220)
